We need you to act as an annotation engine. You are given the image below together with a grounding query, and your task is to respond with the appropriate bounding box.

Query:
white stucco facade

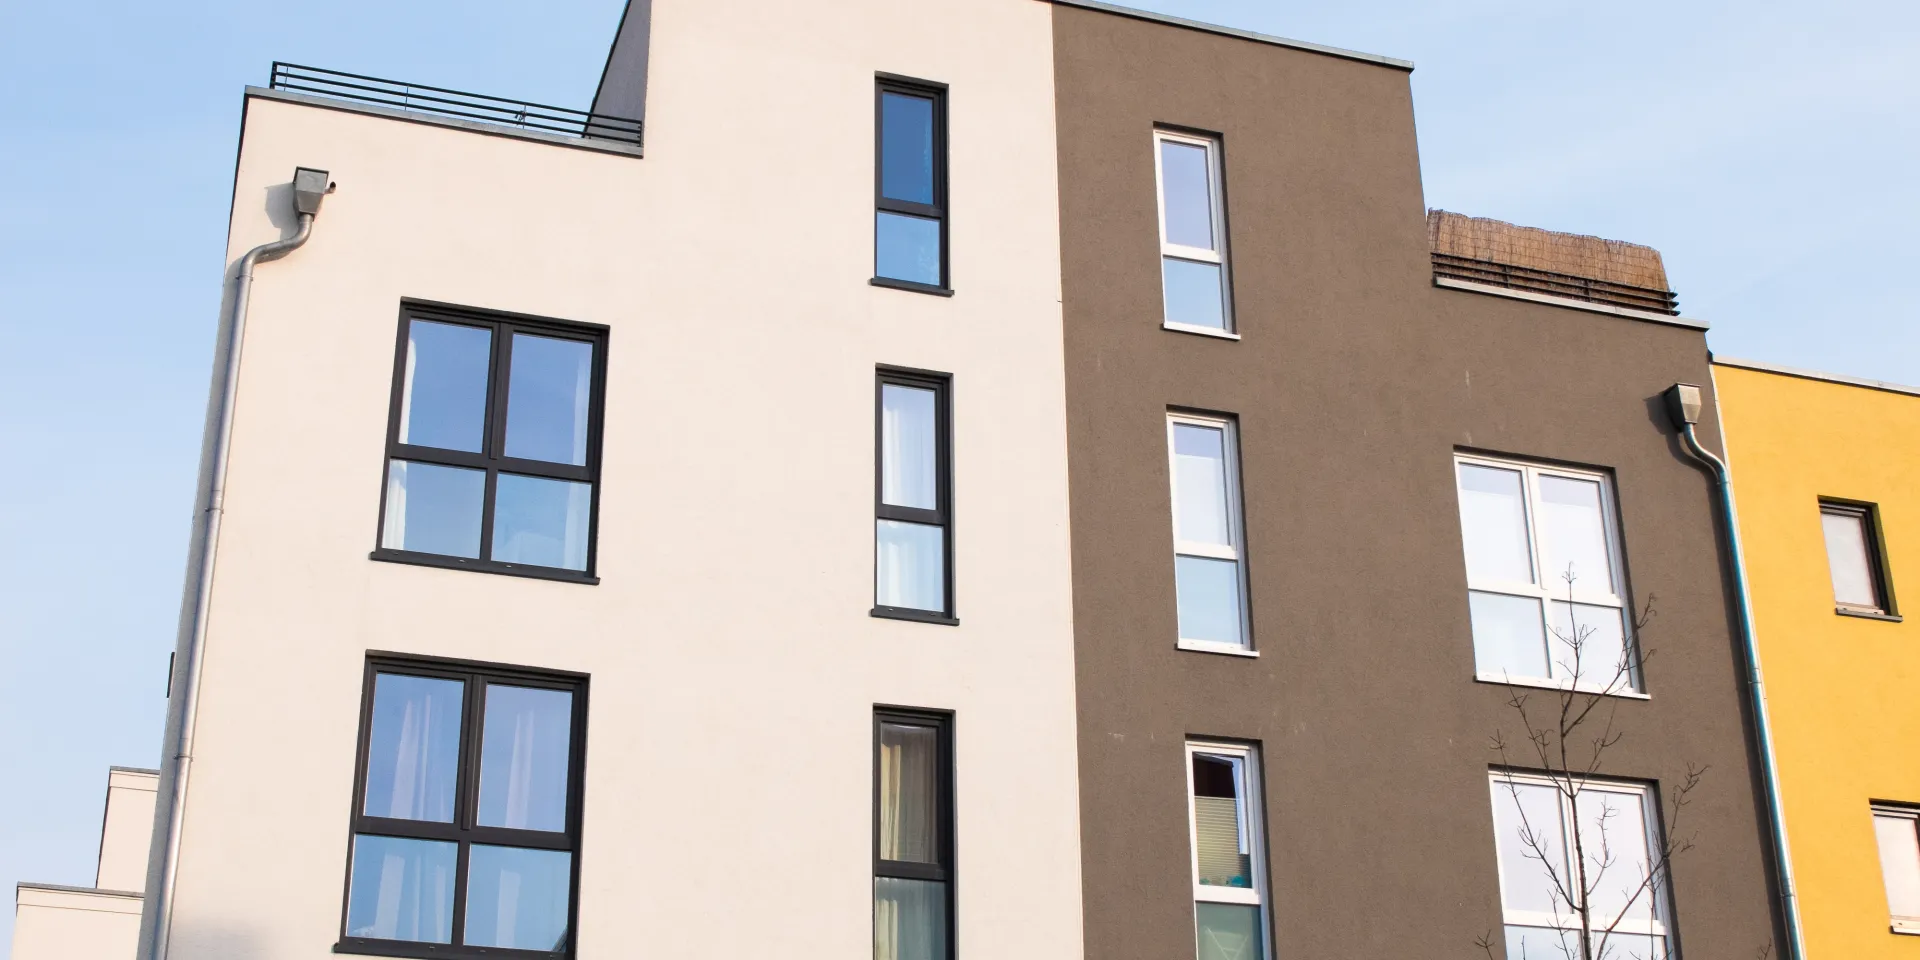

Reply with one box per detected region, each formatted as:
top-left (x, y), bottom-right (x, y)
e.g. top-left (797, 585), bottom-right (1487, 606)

top-left (14, 768), bottom-right (156, 960)
top-left (151, 1), bottom-right (1081, 958)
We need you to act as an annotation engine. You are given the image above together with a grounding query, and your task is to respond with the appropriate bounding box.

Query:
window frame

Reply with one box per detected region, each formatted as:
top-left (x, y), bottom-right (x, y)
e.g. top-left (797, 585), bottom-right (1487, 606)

top-left (336, 653), bottom-right (590, 960)
top-left (872, 708), bottom-right (957, 960)
top-left (1152, 128), bottom-right (1235, 339)
top-left (371, 300), bottom-right (609, 585)
top-left (1820, 499), bottom-right (1899, 619)
top-left (872, 367), bottom-right (956, 624)
top-left (1167, 411), bottom-right (1252, 655)
top-left (1487, 772), bottom-right (1675, 953)
top-left (1872, 804), bottom-right (1920, 934)
top-left (1453, 452), bottom-right (1641, 695)
top-left (872, 74), bottom-right (951, 297)
top-left (1184, 740), bottom-right (1271, 956)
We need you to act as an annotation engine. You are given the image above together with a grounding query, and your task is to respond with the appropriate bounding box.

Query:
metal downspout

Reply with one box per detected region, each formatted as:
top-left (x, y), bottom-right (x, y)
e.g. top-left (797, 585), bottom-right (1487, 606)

top-left (1667, 382), bottom-right (1809, 960)
top-left (139, 169), bottom-right (331, 960)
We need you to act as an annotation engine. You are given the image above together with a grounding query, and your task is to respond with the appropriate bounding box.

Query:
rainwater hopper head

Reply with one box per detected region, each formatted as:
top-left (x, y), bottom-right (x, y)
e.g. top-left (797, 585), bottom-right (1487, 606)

top-left (1664, 383), bottom-right (1704, 429)
top-left (292, 167), bottom-right (334, 216)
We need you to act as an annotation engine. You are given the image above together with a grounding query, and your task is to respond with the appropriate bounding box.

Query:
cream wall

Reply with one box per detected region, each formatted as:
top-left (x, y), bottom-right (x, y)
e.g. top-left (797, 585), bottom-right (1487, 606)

top-left (161, 0), bottom-right (1079, 957)
top-left (13, 886), bottom-right (141, 960)
top-left (98, 769), bottom-right (157, 894)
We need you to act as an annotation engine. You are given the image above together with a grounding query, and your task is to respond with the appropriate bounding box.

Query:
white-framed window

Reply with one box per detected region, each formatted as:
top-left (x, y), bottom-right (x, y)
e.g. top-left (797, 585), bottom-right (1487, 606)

top-left (1168, 413), bottom-right (1250, 653)
top-left (1453, 454), bottom-right (1639, 693)
top-left (1820, 500), bottom-right (1895, 616)
top-left (1186, 742), bottom-right (1268, 960)
top-left (1489, 772), bottom-right (1674, 958)
top-left (1872, 805), bottom-right (1920, 934)
top-left (1154, 129), bottom-right (1233, 337)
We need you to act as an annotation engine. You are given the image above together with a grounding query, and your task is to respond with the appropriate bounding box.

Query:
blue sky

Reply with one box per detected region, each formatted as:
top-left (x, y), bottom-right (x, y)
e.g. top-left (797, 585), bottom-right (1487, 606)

top-left (0, 0), bottom-right (1914, 952)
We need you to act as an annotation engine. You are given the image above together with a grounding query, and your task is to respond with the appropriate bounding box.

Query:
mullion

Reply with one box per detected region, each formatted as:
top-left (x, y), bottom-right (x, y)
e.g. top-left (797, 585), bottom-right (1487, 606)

top-left (477, 321), bottom-right (513, 565)
top-left (451, 671), bottom-right (484, 946)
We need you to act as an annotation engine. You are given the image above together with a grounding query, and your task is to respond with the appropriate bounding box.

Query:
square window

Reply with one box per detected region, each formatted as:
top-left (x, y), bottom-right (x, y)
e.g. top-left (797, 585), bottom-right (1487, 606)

top-left (874, 78), bottom-right (948, 293)
top-left (1821, 501), bottom-right (1896, 616)
top-left (1154, 130), bottom-right (1231, 334)
top-left (375, 303), bottom-right (606, 582)
top-left (1169, 414), bottom-right (1250, 652)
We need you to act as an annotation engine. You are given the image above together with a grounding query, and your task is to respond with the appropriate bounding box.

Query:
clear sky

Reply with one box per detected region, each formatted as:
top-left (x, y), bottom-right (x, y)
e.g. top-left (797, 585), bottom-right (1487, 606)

top-left (0, 0), bottom-right (1914, 952)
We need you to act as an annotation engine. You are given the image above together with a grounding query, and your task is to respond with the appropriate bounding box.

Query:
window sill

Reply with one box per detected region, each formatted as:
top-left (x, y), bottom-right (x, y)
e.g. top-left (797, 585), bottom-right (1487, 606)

top-left (871, 276), bottom-right (954, 297)
top-left (871, 606), bottom-right (959, 626)
top-left (1162, 322), bottom-right (1240, 341)
top-left (335, 937), bottom-right (562, 959)
top-left (1474, 673), bottom-right (1649, 700)
top-left (1177, 640), bottom-right (1258, 658)
top-left (1837, 607), bottom-right (1903, 623)
top-left (1893, 917), bottom-right (1920, 935)
top-left (369, 550), bottom-right (599, 585)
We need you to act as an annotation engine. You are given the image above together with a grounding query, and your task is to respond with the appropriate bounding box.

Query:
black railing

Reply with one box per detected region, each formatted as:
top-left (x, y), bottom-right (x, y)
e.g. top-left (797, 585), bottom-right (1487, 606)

top-left (270, 62), bottom-right (642, 148)
top-left (1433, 252), bottom-right (1678, 315)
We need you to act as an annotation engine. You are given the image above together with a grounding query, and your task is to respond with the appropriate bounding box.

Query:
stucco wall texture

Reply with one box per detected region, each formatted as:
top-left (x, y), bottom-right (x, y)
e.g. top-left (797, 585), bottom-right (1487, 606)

top-left (1717, 363), bottom-right (1920, 958)
top-left (1052, 5), bottom-right (1780, 958)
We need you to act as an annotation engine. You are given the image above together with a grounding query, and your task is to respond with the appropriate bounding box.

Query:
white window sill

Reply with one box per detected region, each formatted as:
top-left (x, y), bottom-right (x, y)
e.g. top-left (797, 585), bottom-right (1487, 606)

top-left (1178, 640), bottom-right (1259, 658)
top-left (1194, 886), bottom-right (1262, 906)
top-left (1474, 673), bottom-right (1649, 700)
top-left (1163, 322), bottom-right (1240, 341)
top-left (1893, 917), bottom-right (1920, 935)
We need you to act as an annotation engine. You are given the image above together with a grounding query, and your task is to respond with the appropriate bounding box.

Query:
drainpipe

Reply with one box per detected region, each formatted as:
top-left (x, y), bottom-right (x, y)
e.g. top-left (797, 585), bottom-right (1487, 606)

top-left (139, 168), bottom-right (333, 960)
top-left (1664, 382), bottom-right (1808, 960)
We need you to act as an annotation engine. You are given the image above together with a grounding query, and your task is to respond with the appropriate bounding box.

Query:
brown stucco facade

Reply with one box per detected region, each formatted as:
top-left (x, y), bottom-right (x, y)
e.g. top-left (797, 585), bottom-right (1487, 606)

top-left (1051, 5), bottom-right (1780, 958)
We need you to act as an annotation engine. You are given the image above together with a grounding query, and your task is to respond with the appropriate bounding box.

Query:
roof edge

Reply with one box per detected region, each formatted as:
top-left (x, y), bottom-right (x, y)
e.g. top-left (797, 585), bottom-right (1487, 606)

top-left (1047, 0), bottom-right (1414, 71)
top-left (16, 882), bottom-right (143, 898)
top-left (1712, 355), bottom-right (1920, 399)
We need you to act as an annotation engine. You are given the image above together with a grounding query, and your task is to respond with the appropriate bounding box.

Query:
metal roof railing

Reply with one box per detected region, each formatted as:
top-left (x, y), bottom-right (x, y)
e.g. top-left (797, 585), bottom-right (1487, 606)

top-left (1433, 252), bottom-right (1679, 315)
top-left (269, 62), bottom-right (642, 147)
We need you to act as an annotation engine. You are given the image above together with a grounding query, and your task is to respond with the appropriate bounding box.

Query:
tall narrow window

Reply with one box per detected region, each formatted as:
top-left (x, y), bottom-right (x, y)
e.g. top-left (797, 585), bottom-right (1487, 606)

top-left (874, 76), bottom-right (948, 294)
top-left (1168, 413), bottom-right (1249, 652)
top-left (375, 302), bottom-right (607, 582)
top-left (1186, 742), bottom-right (1267, 960)
top-left (875, 369), bottom-right (953, 622)
top-left (1821, 500), bottom-right (1896, 617)
top-left (1154, 129), bottom-right (1231, 334)
top-left (1453, 454), bottom-right (1637, 693)
top-left (340, 656), bottom-right (586, 958)
top-left (1488, 773), bottom-right (1673, 957)
top-left (875, 710), bottom-right (953, 960)
top-left (1872, 805), bottom-right (1920, 934)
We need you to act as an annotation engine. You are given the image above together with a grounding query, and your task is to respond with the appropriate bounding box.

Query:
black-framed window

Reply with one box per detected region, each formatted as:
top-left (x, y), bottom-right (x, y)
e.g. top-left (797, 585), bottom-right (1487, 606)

top-left (873, 75), bottom-right (950, 296)
top-left (1821, 499), bottom-right (1898, 618)
top-left (874, 368), bottom-right (954, 623)
top-left (373, 301), bottom-right (608, 584)
top-left (874, 708), bottom-right (954, 960)
top-left (339, 655), bottom-right (588, 959)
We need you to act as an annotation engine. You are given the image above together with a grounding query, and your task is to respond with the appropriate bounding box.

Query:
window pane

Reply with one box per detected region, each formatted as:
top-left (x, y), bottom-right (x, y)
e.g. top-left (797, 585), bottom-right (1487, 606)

top-left (345, 835), bottom-right (456, 943)
top-left (381, 461), bottom-right (485, 559)
top-left (1457, 464), bottom-right (1534, 585)
top-left (1469, 592), bottom-right (1548, 679)
top-left (1194, 902), bottom-right (1263, 960)
top-left (874, 877), bottom-right (947, 960)
top-left (491, 474), bottom-right (592, 571)
top-left (1538, 475), bottom-right (1615, 594)
top-left (1823, 510), bottom-right (1880, 608)
top-left (1575, 788), bottom-right (1656, 928)
top-left (463, 845), bottom-right (572, 951)
top-left (1504, 925), bottom-right (1579, 960)
top-left (362, 674), bottom-right (464, 822)
top-left (399, 320), bottom-right (491, 453)
top-left (504, 333), bottom-right (593, 467)
top-left (880, 92), bottom-right (935, 205)
top-left (877, 212), bottom-right (942, 286)
top-left (1159, 140), bottom-right (1215, 250)
top-left (877, 520), bottom-right (945, 612)
top-left (1192, 754), bottom-right (1252, 888)
top-left (878, 722), bottom-right (941, 863)
top-left (1176, 556), bottom-right (1244, 646)
top-left (1550, 602), bottom-right (1632, 690)
top-left (1172, 423), bottom-right (1231, 546)
top-left (477, 684), bottom-right (574, 832)
top-left (1163, 258), bottom-right (1227, 330)
top-left (1491, 780), bottom-right (1569, 916)
top-left (1876, 813), bottom-right (1920, 917)
top-left (881, 384), bottom-right (938, 510)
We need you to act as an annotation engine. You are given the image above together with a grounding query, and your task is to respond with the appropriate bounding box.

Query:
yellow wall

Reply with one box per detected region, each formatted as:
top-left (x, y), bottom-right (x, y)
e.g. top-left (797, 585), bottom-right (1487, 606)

top-left (1716, 362), bottom-right (1920, 957)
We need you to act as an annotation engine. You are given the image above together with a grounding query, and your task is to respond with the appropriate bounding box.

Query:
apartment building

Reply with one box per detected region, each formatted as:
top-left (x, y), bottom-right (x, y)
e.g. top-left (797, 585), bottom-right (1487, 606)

top-left (1716, 359), bottom-right (1920, 956)
top-left (139, 1), bottom-right (1084, 959)
top-left (1049, 5), bottom-right (1784, 958)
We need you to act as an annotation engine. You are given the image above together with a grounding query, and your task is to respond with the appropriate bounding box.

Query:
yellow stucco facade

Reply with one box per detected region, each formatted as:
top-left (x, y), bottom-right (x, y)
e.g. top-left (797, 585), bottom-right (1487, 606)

top-left (1716, 360), bottom-right (1920, 956)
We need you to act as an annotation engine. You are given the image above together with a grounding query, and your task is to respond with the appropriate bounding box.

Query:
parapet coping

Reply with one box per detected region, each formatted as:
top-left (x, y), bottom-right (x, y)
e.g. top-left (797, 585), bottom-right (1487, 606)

top-left (16, 882), bottom-right (142, 899)
top-left (245, 87), bottom-right (646, 159)
top-left (109, 766), bottom-right (160, 776)
top-left (1048, 0), bottom-right (1415, 72)
top-left (1712, 355), bottom-right (1920, 399)
top-left (1434, 276), bottom-right (1709, 330)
